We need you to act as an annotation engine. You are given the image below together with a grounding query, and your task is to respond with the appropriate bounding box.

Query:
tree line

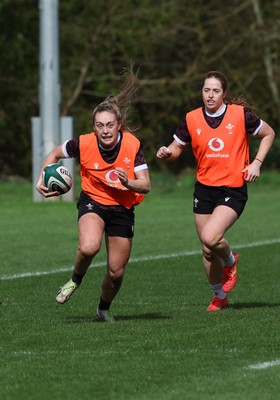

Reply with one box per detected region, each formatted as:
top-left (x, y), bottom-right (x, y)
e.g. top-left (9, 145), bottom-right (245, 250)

top-left (0, 0), bottom-right (279, 178)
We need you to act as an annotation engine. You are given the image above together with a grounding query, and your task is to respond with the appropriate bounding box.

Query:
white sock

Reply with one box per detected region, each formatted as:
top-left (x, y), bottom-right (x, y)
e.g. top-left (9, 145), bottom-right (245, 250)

top-left (210, 283), bottom-right (226, 299)
top-left (223, 251), bottom-right (235, 267)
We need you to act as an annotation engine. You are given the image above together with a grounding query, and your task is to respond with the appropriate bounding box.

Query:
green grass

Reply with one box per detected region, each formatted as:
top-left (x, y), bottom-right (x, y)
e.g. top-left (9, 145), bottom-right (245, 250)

top-left (1, 172), bottom-right (280, 400)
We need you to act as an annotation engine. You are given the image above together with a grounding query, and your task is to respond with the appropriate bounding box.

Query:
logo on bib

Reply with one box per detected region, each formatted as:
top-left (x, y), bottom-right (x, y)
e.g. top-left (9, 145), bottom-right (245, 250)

top-left (208, 138), bottom-right (224, 152)
top-left (105, 170), bottom-right (120, 183)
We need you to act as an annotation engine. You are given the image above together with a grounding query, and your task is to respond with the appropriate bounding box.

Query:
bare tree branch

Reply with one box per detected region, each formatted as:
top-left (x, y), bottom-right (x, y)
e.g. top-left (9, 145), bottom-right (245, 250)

top-left (62, 59), bottom-right (91, 115)
top-left (251, 0), bottom-right (280, 107)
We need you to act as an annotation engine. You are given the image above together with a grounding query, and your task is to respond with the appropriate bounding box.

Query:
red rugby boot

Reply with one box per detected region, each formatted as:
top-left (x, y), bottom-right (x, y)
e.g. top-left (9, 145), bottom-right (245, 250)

top-left (207, 296), bottom-right (228, 312)
top-left (222, 252), bottom-right (239, 293)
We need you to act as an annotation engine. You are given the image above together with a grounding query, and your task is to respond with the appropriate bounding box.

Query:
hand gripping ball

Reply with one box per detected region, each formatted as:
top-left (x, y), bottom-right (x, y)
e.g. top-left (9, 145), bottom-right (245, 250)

top-left (42, 163), bottom-right (72, 194)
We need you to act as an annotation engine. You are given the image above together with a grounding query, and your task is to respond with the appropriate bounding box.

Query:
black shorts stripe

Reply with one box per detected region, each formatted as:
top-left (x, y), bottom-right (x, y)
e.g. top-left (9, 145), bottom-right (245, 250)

top-left (193, 181), bottom-right (248, 217)
top-left (77, 192), bottom-right (135, 238)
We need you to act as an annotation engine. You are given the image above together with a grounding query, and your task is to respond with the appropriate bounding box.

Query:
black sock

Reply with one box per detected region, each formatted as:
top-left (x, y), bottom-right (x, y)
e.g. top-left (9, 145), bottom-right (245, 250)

top-left (98, 297), bottom-right (111, 310)
top-left (72, 272), bottom-right (85, 285)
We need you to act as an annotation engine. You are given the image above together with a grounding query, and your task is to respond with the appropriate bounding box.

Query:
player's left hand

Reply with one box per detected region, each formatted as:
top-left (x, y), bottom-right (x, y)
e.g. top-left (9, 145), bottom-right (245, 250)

top-left (115, 167), bottom-right (128, 185)
top-left (242, 161), bottom-right (261, 182)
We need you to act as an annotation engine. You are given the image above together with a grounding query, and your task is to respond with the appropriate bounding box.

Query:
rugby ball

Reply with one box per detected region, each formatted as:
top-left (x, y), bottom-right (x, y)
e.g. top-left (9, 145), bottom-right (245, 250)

top-left (42, 163), bottom-right (72, 194)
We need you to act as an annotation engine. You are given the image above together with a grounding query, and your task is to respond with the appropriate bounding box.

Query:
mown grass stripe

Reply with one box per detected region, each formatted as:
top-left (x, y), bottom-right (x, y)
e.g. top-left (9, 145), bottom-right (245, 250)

top-left (247, 360), bottom-right (280, 370)
top-left (1, 238), bottom-right (280, 281)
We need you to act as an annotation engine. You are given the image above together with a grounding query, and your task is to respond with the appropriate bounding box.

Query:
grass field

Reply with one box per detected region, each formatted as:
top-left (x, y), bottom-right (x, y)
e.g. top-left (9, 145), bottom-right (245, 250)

top-left (1, 171), bottom-right (280, 400)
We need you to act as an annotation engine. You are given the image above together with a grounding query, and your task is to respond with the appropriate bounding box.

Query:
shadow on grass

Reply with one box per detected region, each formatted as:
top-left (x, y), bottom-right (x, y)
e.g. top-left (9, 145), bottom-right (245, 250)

top-left (113, 313), bottom-right (172, 322)
top-left (230, 302), bottom-right (280, 310)
top-left (66, 312), bottom-right (172, 324)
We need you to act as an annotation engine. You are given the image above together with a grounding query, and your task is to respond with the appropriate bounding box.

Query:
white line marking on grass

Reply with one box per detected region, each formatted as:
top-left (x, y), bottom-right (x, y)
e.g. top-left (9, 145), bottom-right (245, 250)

top-left (1, 237), bottom-right (280, 281)
top-left (247, 360), bottom-right (280, 370)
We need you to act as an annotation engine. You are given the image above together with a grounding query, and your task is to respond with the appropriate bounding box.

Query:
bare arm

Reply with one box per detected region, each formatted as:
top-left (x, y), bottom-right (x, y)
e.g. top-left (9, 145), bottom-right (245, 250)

top-left (242, 121), bottom-right (275, 182)
top-left (156, 139), bottom-right (185, 161)
top-left (253, 121), bottom-right (275, 163)
top-left (36, 145), bottom-right (66, 197)
top-left (115, 167), bottom-right (151, 194)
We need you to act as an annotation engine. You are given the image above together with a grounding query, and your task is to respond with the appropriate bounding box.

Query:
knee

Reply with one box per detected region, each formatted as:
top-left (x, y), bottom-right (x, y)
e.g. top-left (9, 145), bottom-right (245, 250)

top-left (79, 242), bottom-right (101, 258)
top-left (109, 268), bottom-right (124, 281)
top-left (200, 230), bottom-right (221, 250)
top-left (102, 269), bottom-right (124, 292)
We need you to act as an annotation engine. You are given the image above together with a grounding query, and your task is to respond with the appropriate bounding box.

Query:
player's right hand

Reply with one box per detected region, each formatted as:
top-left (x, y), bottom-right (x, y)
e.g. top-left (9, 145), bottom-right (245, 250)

top-left (156, 146), bottom-right (172, 159)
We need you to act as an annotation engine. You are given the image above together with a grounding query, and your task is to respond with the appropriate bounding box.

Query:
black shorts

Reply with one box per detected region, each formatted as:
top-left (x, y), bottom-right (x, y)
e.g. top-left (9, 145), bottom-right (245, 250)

top-left (77, 192), bottom-right (135, 238)
top-left (193, 181), bottom-right (248, 217)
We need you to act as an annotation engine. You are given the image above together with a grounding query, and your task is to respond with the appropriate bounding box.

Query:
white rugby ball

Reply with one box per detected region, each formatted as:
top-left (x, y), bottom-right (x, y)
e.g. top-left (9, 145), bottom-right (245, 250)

top-left (42, 163), bottom-right (72, 194)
